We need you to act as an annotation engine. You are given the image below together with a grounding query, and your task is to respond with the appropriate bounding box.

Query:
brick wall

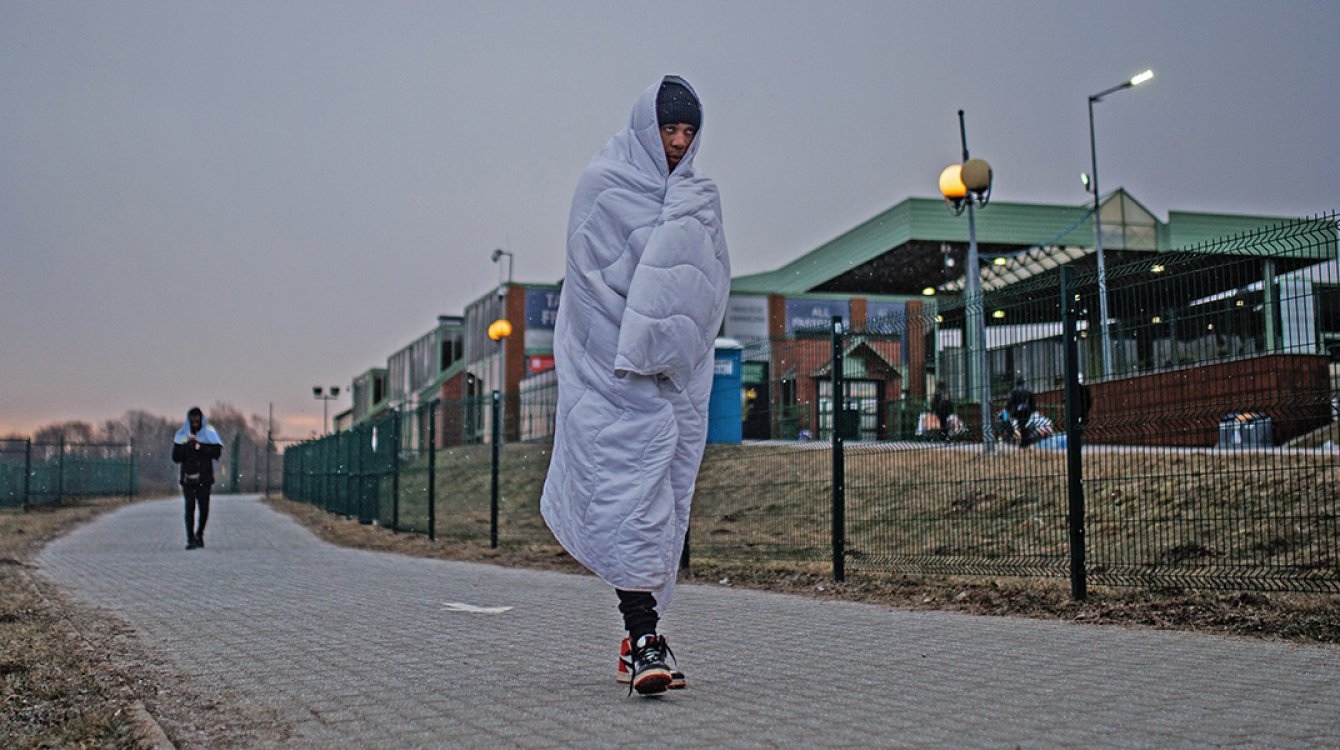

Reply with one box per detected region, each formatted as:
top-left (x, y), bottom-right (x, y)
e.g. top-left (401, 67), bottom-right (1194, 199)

top-left (1035, 354), bottom-right (1331, 447)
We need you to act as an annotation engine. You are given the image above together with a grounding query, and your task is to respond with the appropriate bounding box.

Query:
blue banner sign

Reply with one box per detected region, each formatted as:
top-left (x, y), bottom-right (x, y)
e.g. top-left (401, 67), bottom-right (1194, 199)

top-left (785, 298), bottom-right (849, 333)
top-left (526, 287), bottom-right (561, 330)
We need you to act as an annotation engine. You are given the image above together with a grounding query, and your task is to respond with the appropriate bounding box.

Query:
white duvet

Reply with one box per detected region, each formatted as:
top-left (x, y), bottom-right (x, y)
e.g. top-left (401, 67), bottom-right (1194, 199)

top-left (540, 76), bottom-right (730, 610)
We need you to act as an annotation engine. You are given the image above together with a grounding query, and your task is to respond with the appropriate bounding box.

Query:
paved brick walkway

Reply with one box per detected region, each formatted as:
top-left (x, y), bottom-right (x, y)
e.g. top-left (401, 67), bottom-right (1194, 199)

top-left (37, 495), bottom-right (1340, 749)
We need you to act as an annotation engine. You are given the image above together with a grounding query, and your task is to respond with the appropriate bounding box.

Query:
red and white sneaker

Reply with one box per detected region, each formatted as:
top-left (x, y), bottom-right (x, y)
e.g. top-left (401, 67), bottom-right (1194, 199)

top-left (617, 636), bottom-right (685, 691)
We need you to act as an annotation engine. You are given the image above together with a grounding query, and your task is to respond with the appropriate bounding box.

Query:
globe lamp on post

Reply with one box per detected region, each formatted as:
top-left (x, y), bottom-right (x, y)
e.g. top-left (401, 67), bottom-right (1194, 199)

top-left (487, 319), bottom-right (512, 342)
top-left (938, 109), bottom-right (994, 455)
top-left (939, 165), bottom-right (966, 213)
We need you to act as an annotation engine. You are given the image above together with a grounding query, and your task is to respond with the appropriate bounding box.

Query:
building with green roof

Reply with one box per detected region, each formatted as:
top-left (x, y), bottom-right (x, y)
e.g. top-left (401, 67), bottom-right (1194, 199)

top-left (723, 190), bottom-right (1337, 443)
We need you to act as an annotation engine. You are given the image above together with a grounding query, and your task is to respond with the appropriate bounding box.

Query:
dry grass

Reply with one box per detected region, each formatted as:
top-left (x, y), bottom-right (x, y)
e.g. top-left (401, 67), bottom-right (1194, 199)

top-left (382, 442), bottom-right (1340, 592)
top-left (1, 499), bottom-right (295, 750)
top-left (266, 479), bottom-right (1340, 646)
top-left (274, 439), bottom-right (1340, 645)
top-left (0, 498), bottom-right (143, 750)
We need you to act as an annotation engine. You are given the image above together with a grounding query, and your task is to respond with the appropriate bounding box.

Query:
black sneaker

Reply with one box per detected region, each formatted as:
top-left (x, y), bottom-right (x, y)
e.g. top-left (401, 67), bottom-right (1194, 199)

top-left (617, 638), bottom-right (685, 689)
top-left (185, 539), bottom-right (199, 550)
top-left (628, 635), bottom-right (674, 695)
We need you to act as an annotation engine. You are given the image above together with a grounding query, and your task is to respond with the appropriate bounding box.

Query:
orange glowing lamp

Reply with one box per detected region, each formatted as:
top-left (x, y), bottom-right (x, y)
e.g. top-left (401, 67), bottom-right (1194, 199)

top-left (938, 165), bottom-right (966, 199)
top-left (488, 319), bottom-right (512, 341)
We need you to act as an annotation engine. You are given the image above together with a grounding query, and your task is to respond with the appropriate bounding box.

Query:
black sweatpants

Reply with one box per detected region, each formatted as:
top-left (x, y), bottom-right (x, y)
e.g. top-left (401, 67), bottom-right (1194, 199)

top-left (183, 483), bottom-right (211, 541)
top-left (616, 589), bottom-right (659, 642)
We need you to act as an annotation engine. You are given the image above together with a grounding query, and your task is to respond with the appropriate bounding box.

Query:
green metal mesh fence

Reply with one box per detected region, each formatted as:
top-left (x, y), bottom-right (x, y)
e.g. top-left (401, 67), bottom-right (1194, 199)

top-left (284, 214), bottom-right (1339, 594)
top-left (1, 438), bottom-right (136, 508)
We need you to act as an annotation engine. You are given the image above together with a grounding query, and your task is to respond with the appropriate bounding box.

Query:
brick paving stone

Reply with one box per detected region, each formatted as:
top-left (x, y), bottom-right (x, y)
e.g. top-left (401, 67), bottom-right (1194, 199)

top-left (36, 494), bottom-right (1340, 749)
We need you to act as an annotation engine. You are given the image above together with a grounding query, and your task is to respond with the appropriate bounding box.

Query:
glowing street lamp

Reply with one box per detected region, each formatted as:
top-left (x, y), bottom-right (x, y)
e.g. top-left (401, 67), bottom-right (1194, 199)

top-left (1085, 69), bottom-right (1154, 378)
top-left (939, 109), bottom-right (995, 455)
top-left (485, 318), bottom-right (512, 542)
top-left (487, 319), bottom-right (512, 341)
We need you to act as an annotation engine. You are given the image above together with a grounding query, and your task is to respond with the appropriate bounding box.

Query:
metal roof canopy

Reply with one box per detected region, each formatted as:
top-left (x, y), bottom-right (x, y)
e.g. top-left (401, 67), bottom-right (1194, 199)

top-left (732, 190), bottom-right (1330, 329)
top-left (936, 216), bottom-right (1337, 329)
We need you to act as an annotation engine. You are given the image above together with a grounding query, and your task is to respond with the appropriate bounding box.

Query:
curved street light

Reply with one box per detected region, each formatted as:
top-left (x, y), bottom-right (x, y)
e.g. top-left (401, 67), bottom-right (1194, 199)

top-left (1087, 69), bottom-right (1154, 378)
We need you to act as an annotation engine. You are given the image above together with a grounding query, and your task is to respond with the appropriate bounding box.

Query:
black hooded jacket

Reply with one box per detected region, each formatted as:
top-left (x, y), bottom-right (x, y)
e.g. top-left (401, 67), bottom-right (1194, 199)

top-left (172, 416), bottom-right (223, 486)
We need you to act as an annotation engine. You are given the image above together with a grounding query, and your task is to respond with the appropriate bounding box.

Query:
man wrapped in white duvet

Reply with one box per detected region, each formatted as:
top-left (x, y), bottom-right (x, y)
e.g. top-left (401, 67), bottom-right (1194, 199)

top-left (540, 75), bottom-right (730, 695)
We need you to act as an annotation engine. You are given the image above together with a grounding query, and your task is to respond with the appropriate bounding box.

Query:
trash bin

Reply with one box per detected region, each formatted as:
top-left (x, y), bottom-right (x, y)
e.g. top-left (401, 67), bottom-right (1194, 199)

top-left (1218, 413), bottom-right (1273, 449)
top-left (707, 339), bottom-right (743, 444)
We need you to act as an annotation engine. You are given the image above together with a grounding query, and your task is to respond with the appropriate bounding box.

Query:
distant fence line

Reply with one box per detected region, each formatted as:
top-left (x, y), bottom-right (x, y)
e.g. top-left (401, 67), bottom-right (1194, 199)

top-left (286, 213), bottom-right (1340, 596)
top-left (0, 438), bottom-right (137, 508)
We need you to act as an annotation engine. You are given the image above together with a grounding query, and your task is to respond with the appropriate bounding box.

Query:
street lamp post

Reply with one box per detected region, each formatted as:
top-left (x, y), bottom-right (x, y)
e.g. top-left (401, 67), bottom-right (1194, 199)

top-left (940, 110), bottom-right (994, 455)
top-left (491, 248), bottom-right (514, 288)
top-left (312, 385), bottom-right (341, 435)
top-left (489, 249), bottom-right (515, 396)
top-left (1087, 69), bottom-right (1153, 379)
top-left (486, 318), bottom-right (511, 549)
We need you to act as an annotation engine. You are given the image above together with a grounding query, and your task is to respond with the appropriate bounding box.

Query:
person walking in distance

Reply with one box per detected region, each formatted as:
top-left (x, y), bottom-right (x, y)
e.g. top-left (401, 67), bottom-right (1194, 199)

top-left (540, 76), bottom-right (730, 696)
top-left (172, 407), bottom-right (222, 550)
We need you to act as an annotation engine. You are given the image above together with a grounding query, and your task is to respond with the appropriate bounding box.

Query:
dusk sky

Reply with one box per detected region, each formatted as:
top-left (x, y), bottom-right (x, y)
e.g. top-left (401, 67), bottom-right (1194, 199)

top-left (3, 1), bottom-right (1337, 438)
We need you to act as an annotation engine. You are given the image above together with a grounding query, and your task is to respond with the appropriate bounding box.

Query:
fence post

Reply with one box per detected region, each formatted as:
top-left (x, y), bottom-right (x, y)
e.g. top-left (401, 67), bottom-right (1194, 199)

top-left (58, 435), bottom-right (66, 504)
top-left (231, 433), bottom-right (241, 493)
top-left (128, 439), bottom-right (137, 500)
top-left (831, 315), bottom-right (846, 582)
top-left (428, 402), bottom-right (437, 542)
top-left (338, 431), bottom-right (348, 517)
top-left (1061, 265), bottom-right (1087, 600)
top-left (266, 407), bottom-right (274, 499)
top-left (491, 390), bottom-right (501, 549)
top-left (350, 427), bottom-right (362, 521)
top-left (390, 415), bottom-right (401, 527)
top-left (324, 437), bottom-right (333, 513)
top-left (23, 438), bottom-right (31, 511)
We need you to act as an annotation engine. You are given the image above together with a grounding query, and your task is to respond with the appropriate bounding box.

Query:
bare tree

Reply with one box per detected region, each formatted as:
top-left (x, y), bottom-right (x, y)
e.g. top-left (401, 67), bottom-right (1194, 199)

top-left (20, 406), bottom-right (285, 497)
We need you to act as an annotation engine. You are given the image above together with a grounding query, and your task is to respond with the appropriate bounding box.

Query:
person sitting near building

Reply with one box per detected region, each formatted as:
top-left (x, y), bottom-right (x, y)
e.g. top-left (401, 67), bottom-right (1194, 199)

top-left (1076, 374), bottom-right (1094, 430)
top-left (1007, 377), bottom-right (1036, 448)
top-left (930, 380), bottom-right (955, 442)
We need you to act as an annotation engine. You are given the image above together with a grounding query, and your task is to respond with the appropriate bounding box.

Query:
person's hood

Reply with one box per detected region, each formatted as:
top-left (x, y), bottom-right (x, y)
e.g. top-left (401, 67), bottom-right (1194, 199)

top-left (174, 414), bottom-right (223, 445)
top-left (626, 75), bottom-right (704, 181)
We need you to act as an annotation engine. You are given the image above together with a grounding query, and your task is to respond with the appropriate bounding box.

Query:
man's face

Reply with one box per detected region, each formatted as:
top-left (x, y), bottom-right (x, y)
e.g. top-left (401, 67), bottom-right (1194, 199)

top-left (189, 414), bottom-right (203, 432)
top-left (660, 123), bottom-right (696, 172)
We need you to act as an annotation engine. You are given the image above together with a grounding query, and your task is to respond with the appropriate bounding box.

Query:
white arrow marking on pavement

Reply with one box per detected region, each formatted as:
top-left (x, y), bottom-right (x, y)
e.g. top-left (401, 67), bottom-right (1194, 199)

top-left (440, 602), bottom-right (513, 614)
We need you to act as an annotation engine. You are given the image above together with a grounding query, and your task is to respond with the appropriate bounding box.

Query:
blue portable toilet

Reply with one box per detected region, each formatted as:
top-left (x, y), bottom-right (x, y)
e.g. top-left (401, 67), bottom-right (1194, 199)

top-left (707, 338), bottom-right (743, 444)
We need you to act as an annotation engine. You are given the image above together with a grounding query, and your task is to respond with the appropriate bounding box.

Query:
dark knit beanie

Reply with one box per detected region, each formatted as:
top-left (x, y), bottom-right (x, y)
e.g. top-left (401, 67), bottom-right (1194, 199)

top-left (657, 80), bottom-right (701, 129)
